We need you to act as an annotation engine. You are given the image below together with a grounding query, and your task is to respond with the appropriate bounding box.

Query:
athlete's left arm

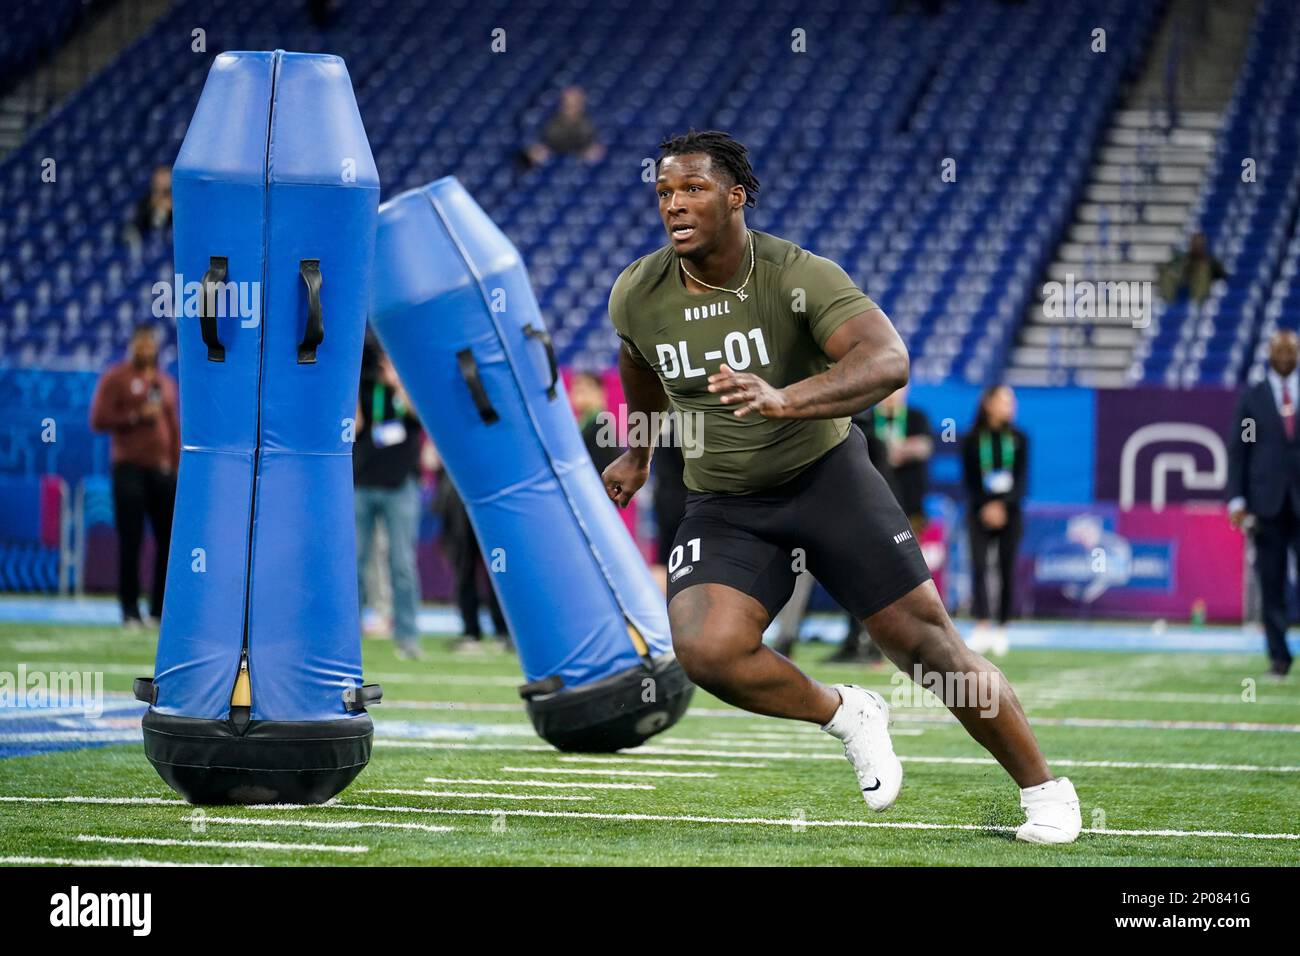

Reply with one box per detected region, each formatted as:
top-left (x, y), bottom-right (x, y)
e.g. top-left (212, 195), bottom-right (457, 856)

top-left (709, 308), bottom-right (908, 419)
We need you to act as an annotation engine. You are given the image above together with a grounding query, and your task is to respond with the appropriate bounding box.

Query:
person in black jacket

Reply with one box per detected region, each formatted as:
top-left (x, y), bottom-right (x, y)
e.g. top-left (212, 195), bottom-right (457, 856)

top-left (961, 384), bottom-right (1028, 657)
top-left (1227, 329), bottom-right (1300, 677)
top-left (355, 337), bottom-right (425, 660)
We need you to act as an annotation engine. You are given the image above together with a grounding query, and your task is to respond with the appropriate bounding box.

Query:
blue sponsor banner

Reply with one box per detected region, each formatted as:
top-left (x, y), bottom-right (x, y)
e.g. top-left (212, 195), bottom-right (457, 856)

top-left (1028, 509), bottom-right (1175, 598)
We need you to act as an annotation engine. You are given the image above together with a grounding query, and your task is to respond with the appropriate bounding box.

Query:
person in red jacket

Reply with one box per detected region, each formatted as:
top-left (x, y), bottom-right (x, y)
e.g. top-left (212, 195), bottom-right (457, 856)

top-left (89, 325), bottom-right (180, 628)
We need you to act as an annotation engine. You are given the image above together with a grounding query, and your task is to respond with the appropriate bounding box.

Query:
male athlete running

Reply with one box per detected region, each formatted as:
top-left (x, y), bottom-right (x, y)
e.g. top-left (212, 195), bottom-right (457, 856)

top-left (602, 129), bottom-right (1081, 843)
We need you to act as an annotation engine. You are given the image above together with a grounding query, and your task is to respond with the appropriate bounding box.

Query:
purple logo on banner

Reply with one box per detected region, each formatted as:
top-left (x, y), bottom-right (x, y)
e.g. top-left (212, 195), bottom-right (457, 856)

top-left (1094, 387), bottom-right (1235, 508)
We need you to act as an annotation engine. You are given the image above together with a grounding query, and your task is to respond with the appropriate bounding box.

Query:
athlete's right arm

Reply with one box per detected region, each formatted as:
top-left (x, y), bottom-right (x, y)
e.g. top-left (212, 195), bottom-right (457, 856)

top-left (602, 340), bottom-right (669, 509)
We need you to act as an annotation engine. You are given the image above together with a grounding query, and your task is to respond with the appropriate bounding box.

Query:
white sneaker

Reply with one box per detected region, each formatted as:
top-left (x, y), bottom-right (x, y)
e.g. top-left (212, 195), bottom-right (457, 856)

top-left (968, 624), bottom-right (993, 654)
top-left (990, 626), bottom-right (1010, 657)
top-left (822, 684), bottom-right (903, 812)
top-left (1015, 777), bottom-right (1082, 844)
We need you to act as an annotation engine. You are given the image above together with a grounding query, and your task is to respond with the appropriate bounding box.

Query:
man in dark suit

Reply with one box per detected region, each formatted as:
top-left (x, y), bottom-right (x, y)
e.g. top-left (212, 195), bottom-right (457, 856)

top-left (1228, 329), bottom-right (1300, 676)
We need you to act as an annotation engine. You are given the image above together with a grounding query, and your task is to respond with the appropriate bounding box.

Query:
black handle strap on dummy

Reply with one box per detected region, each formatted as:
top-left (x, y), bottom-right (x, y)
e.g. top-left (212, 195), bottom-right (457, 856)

top-left (457, 348), bottom-right (500, 424)
top-left (297, 259), bottom-right (324, 364)
top-left (199, 256), bottom-right (227, 362)
top-left (522, 323), bottom-right (558, 400)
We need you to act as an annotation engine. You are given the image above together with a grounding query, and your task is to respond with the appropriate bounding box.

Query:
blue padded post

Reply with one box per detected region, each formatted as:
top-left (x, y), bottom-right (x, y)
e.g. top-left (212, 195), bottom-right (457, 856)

top-left (370, 177), bottom-right (693, 751)
top-left (138, 50), bottom-right (382, 804)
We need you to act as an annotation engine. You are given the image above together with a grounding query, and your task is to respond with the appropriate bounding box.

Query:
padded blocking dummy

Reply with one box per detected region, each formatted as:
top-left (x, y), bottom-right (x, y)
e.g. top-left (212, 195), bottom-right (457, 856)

top-left (133, 50), bottom-right (382, 804)
top-left (370, 177), bottom-right (693, 751)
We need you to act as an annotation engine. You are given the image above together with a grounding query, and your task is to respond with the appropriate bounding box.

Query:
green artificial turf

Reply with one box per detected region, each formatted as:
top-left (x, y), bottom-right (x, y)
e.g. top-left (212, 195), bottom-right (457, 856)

top-left (1, 619), bottom-right (1297, 866)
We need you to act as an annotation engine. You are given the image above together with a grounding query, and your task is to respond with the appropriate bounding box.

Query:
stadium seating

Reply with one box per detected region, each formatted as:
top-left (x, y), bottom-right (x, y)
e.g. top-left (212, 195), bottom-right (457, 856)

top-left (1136, 0), bottom-right (1300, 387)
top-left (0, 0), bottom-right (1160, 384)
top-left (0, 0), bottom-right (88, 90)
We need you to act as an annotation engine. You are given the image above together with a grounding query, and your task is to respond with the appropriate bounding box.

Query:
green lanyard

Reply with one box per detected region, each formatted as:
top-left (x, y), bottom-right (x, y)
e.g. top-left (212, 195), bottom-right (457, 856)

top-left (979, 430), bottom-right (1014, 474)
top-left (372, 382), bottom-right (406, 423)
top-left (873, 405), bottom-right (906, 442)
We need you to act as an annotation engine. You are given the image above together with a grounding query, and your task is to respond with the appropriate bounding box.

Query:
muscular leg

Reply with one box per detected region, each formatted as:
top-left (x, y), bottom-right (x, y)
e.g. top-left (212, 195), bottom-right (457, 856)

top-left (865, 579), bottom-right (1051, 788)
top-left (669, 582), bottom-right (841, 725)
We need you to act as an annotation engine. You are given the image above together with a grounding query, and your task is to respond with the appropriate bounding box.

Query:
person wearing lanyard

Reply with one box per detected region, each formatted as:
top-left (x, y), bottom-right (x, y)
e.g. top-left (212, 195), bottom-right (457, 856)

top-left (354, 342), bottom-right (425, 660)
top-left (961, 384), bottom-right (1028, 657)
top-left (870, 385), bottom-right (934, 533)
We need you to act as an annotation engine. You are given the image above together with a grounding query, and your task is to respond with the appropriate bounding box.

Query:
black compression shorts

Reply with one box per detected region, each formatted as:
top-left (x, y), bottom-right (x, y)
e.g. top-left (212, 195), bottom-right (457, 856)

top-left (665, 425), bottom-right (933, 621)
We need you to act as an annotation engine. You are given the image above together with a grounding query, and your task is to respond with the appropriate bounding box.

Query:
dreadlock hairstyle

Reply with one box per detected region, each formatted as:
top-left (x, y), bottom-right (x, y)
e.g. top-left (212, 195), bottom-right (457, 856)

top-left (657, 129), bottom-right (760, 208)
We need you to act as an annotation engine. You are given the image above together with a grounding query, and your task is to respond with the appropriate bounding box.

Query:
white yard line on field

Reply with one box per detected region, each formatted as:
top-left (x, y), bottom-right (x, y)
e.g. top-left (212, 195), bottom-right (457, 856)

top-left (500, 766), bottom-right (715, 779)
top-left (0, 854), bottom-right (246, 867)
top-left (301, 804), bottom-right (1300, 841)
top-left (361, 788), bottom-right (594, 802)
top-left (0, 731), bottom-right (142, 743)
top-left (0, 796), bottom-right (187, 806)
top-left (360, 741), bottom-right (1300, 774)
top-left (76, 834), bottom-right (368, 854)
top-left (557, 755), bottom-right (768, 768)
top-left (630, 746), bottom-right (1300, 774)
top-left (422, 776), bottom-right (654, 791)
top-left (362, 673), bottom-right (523, 686)
top-left (182, 814), bottom-right (454, 834)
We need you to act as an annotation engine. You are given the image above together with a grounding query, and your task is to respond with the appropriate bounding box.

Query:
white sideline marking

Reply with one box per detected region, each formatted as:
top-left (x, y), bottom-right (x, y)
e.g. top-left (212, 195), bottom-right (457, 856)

top-left (76, 834), bottom-right (368, 854)
top-left (183, 814), bottom-right (454, 834)
top-left (500, 766), bottom-right (716, 779)
top-left (558, 756), bottom-right (768, 769)
top-left (364, 741), bottom-right (1300, 775)
top-left (362, 788), bottom-right (594, 802)
top-left (0, 855), bottom-right (246, 867)
top-left (0, 796), bottom-right (187, 806)
top-left (1022, 688), bottom-right (1300, 707)
top-left (376, 741), bottom-right (557, 752)
top-left (891, 712), bottom-right (1300, 733)
top-left (10, 663), bottom-right (152, 675)
top-left (0, 731), bottom-right (141, 743)
top-left (302, 699), bottom-right (1300, 731)
top-left (423, 776), bottom-right (654, 791)
top-left (364, 673), bottom-right (521, 687)
top-left (629, 747), bottom-right (1300, 774)
top-left (312, 805), bottom-right (1300, 841)
top-left (377, 702), bottom-right (522, 713)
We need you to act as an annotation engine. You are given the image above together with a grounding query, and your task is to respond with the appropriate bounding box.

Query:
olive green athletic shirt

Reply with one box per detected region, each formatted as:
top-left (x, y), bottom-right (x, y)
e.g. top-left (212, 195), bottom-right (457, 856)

top-left (608, 229), bottom-right (879, 493)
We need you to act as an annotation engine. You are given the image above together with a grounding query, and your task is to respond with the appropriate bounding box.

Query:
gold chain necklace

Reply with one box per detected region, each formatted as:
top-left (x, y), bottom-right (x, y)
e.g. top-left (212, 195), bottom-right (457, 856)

top-left (679, 230), bottom-right (754, 302)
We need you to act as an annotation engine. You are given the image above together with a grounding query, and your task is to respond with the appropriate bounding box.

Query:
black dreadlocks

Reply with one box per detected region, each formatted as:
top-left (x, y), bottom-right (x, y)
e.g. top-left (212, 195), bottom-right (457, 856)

top-left (657, 129), bottom-right (760, 208)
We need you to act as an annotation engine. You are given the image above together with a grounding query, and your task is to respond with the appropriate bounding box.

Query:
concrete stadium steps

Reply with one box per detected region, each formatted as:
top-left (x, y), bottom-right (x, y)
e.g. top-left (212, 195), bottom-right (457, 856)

top-left (1084, 183), bottom-right (1201, 204)
top-left (1043, 262), bottom-right (1159, 283)
top-left (1004, 366), bottom-right (1134, 388)
top-left (1068, 223), bottom-right (1183, 244)
top-left (1010, 101), bottom-right (1223, 388)
top-left (1018, 326), bottom-right (1140, 348)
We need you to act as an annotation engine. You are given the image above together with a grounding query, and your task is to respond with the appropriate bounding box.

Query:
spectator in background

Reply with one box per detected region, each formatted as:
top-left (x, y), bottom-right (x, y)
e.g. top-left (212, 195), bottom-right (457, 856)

top-left (521, 86), bottom-right (605, 168)
top-left (1227, 329), bottom-right (1299, 677)
top-left (354, 336), bottom-right (425, 660)
top-left (435, 469), bottom-right (510, 653)
top-left (131, 165), bottom-right (172, 240)
top-left (961, 384), bottom-right (1028, 658)
top-left (867, 385), bottom-right (934, 533)
top-left (570, 371), bottom-right (620, 474)
top-left (89, 324), bottom-right (179, 629)
top-left (1158, 232), bottom-right (1227, 307)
